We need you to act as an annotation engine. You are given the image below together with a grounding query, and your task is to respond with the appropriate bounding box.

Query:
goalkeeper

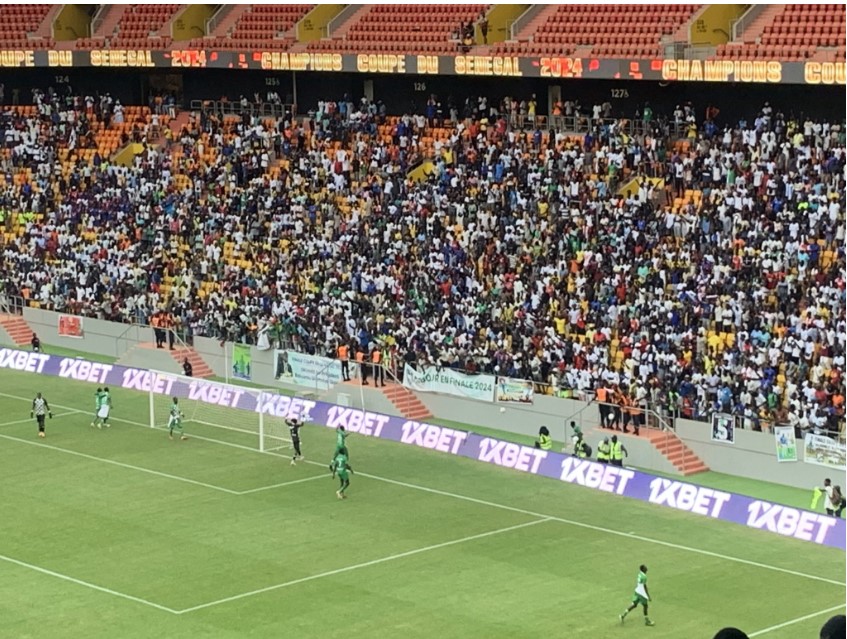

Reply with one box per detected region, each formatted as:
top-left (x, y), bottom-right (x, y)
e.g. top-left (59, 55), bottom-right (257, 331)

top-left (329, 450), bottom-right (353, 499)
top-left (168, 397), bottom-right (188, 441)
top-left (31, 392), bottom-right (52, 438)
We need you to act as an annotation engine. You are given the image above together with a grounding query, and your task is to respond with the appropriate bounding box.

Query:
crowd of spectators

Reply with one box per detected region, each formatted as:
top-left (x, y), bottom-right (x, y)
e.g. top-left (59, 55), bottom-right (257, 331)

top-left (0, 85), bottom-right (843, 438)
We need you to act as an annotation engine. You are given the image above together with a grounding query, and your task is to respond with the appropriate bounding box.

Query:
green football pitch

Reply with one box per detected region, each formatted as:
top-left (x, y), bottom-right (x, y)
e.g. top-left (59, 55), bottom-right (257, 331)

top-left (0, 366), bottom-right (843, 639)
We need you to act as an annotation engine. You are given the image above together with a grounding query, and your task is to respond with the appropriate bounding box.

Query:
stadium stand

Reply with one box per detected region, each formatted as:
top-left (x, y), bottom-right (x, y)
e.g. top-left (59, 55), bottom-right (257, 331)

top-left (716, 3), bottom-right (846, 62)
top-left (306, 4), bottom-right (489, 54)
top-left (0, 84), bottom-right (843, 439)
top-left (492, 4), bottom-right (701, 58)
top-left (88, 4), bottom-right (183, 50)
top-left (190, 4), bottom-right (314, 51)
top-left (0, 4), bottom-right (54, 49)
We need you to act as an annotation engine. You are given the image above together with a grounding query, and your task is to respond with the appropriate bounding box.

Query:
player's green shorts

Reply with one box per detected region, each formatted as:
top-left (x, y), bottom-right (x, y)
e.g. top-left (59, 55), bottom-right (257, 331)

top-left (631, 594), bottom-right (649, 606)
top-left (337, 470), bottom-right (349, 482)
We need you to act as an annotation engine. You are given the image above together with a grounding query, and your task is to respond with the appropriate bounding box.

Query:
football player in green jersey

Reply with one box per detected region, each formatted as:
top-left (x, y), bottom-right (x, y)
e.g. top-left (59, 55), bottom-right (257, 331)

top-left (91, 388), bottom-right (108, 429)
top-left (168, 398), bottom-right (188, 441)
top-left (334, 426), bottom-right (348, 457)
top-left (329, 450), bottom-right (353, 499)
top-left (620, 565), bottom-right (654, 626)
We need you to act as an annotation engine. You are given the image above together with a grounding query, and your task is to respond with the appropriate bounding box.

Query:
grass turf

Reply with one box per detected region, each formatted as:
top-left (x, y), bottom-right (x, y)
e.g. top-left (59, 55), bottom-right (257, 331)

top-left (21, 342), bottom-right (824, 509)
top-left (0, 365), bottom-right (843, 639)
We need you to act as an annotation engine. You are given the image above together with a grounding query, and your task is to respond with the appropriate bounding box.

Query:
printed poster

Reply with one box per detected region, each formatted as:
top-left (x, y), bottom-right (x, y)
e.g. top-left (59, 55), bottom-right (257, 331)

top-left (495, 376), bottom-right (535, 404)
top-left (275, 350), bottom-right (347, 391)
top-left (58, 315), bottom-right (83, 338)
top-left (232, 343), bottom-right (252, 380)
top-left (804, 433), bottom-right (846, 469)
top-left (773, 426), bottom-right (798, 462)
top-left (711, 413), bottom-right (735, 444)
top-left (403, 364), bottom-right (495, 402)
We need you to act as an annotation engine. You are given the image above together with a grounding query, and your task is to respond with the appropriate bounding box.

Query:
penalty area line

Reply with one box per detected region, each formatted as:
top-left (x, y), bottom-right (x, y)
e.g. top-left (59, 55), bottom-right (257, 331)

top-left (0, 412), bottom-right (77, 427)
top-left (0, 553), bottom-right (179, 614)
top-left (0, 393), bottom-right (841, 589)
top-left (175, 517), bottom-right (552, 614)
top-left (0, 431), bottom-right (241, 495)
top-left (235, 473), bottom-right (328, 495)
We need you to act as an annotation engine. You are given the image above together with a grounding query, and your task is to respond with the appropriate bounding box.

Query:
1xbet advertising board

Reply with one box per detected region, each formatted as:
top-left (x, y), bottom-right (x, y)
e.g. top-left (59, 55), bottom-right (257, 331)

top-left (1, 347), bottom-right (843, 550)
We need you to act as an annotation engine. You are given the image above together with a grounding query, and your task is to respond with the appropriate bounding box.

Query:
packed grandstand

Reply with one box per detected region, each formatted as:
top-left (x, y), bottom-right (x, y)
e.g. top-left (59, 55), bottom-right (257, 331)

top-left (0, 3), bottom-right (843, 444)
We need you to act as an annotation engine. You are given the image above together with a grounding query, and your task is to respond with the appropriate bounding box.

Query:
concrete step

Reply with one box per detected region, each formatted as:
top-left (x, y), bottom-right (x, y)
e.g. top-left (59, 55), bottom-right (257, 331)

top-left (137, 341), bottom-right (215, 378)
top-left (0, 314), bottom-right (34, 346)
top-left (681, 464), bottom-right (710, 476)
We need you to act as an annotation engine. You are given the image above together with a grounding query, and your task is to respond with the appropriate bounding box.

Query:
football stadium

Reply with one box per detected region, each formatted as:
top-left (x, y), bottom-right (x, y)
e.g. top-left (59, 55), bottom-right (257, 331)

top-left (0, 2), bottom-right (844, 638)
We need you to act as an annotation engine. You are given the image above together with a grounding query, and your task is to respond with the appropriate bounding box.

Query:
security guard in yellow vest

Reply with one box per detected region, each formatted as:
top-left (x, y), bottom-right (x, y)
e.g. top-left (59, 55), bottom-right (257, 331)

top-left (610, 435), bottom-right (628, 467)
top-left (535, 426), bottom-right (552, 451)
top-left (597, 437), bottom-right (611, 464)
top-left (574, 433), bottom-right (590, 459)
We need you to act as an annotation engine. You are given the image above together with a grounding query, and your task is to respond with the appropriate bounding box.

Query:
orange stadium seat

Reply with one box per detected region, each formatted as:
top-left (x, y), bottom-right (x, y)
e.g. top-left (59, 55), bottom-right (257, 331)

top-left (0, 4), bottom-right (54, 49)
top-left (105, 4), bottom-right (182, 50)
top-left (715, 3), bottom-right (845, 62)
top-left (189, 5), bottom-right (313, 51)
top-left (491, 4), bottom-right (700, 59)
top-left (306, 4), bottom-right (488, 56)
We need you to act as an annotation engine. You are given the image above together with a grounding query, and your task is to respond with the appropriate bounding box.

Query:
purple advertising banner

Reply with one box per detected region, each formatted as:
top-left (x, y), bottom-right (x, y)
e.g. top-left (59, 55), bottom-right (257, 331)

top-left (1, 348), bottom-right (844, 550)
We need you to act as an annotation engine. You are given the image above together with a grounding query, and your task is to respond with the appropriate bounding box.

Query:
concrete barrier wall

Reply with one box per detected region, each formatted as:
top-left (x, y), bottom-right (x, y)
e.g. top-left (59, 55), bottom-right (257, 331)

top-left (22, 308), bottom-right (154, 359)
top-left (676, 420), bottom-right (845, 489)
top-left (9, 310), bottom-right (843, 490)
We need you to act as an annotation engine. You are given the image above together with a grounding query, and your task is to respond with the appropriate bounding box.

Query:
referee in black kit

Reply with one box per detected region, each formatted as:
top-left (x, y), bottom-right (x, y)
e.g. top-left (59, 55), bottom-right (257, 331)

top-left (31, 392), bottom-right (52, 438)
top-left (286, 416), bottom-right (304, 465)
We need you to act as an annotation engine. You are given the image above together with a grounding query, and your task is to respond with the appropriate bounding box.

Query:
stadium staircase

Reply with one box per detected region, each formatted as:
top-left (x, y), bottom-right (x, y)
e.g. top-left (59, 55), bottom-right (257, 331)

top-left (166, 344), bottom-right (214, 379)
top-left (597, 428), bottom-right (709, 477)
top-left (188, 5), bottom-right (250, 48)
top-left (130, 342), bottom-right (215, 378)
top-left (505, 5), bottom-right (561, 45)
top-left (598, 427), bottom-right (709, 476)
top-left (649, 430), bottom-right (709, 476)
top-left (381, 383), bottom-right (433, 422)
top-left (0, 314), bottom-right (33, 347)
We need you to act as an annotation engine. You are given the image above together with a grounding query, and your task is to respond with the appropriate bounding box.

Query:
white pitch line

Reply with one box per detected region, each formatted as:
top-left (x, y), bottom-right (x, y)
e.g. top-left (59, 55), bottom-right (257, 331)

top-left (0, 398), bottom-right (324, 497)
top-left (0, 432), bottom-right (240, 495)
top-left (352, 471), bottom-right (846, 587)
top-left (236, 474), bottom-right (327, 495)
top-left (0, 392), bottom-right (843, 589)
top-left (175, 517), bottom-right (551, 614)
top-left (748, 603), bottom-right (845, 637)
top-left (0, 412), bottom-right (76, 428)
top-left (0, 553), bottom-right (179, 614)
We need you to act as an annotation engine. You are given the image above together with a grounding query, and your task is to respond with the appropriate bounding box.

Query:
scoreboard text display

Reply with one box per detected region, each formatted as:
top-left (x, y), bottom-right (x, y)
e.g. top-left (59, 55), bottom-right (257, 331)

top-left (0, 48), bottom-right (842, 85)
